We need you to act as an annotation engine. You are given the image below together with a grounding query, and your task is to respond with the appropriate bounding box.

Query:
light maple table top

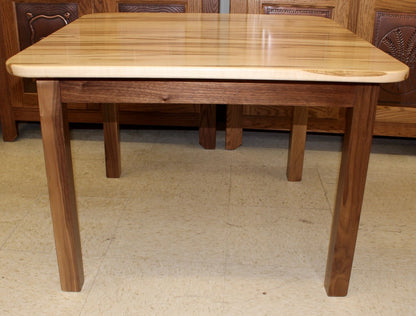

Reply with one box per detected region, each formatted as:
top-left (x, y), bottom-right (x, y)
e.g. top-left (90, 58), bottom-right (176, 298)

top-left (7, 13), bottom-right (408, 83)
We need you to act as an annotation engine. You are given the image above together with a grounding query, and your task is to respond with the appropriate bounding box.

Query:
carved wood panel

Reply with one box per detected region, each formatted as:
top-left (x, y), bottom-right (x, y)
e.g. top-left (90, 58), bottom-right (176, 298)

top-left (15, 3), bottom-right (79, 93)
top-left (119, 3), bottom-right (186, 12)
top-left (263, 5), bottom-right (332, 18)
top-left (15, 3), bottom-right (79, 50)
top-left (373, 11), bottom-right (416, 107)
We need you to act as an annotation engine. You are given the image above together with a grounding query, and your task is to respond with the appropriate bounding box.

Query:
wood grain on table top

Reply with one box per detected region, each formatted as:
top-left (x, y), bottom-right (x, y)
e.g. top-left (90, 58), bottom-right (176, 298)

top-left (6, 13), bottom-right (409, 83)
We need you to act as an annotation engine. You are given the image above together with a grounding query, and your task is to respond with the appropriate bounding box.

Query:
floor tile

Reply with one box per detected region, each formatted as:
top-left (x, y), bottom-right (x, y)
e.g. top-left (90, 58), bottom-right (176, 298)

top-left (124, 160), bottom-right (231, 206)
top-left (1, 125), bottom-right (415, 315)
top-left (0, 249), bottom-right (100, 315)
top-left (0, 153), bottom-right (47, 197)
top-left (81, 257), bottom-right (225, 315)
top-left (4, 196), bottom-right (126, 258)
top-left (225, 213), bottom-right (331, 273)
top-left (107, 203), bottom-right (228, 263)
top-left (230, 166), bottom-right (328, 209)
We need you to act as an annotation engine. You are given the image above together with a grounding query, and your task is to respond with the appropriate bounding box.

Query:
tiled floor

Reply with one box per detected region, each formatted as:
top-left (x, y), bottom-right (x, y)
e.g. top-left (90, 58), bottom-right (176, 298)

top-left (0, 123), bottom-right (415, 315)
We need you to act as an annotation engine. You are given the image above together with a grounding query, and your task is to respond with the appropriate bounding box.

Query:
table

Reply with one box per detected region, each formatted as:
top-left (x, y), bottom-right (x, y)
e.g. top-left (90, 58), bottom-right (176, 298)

top-left (6, 13), bottom-right (408, 296)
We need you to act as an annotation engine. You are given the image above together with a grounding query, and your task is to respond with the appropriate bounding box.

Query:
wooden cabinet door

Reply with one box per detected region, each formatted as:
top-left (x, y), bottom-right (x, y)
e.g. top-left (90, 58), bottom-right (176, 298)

top-left (0, 14), bottom-right (17, 141)
top-left (231, 0), bottom-right (353, 27)
top-left (0, 0), bottom-right (93, 111)
top-left (95, 0), bottom-right (218, 14)
top-left (355, 0), bottom-right (416, 136)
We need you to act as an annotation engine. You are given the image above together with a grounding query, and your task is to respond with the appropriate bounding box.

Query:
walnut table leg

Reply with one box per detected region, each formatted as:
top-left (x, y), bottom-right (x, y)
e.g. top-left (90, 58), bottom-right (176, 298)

top-left (103, 103), bottom-right (121, 178)
top-left (287, 106), bottom-right (308, 181)
top-left (226, 104), bottom-right (243, 150)
top-left (37, 80), bottom-right (84, 292)
top-left (324, 84), bottom-right (379, 296)
top-left (199, 104), bottom-right (216, 149)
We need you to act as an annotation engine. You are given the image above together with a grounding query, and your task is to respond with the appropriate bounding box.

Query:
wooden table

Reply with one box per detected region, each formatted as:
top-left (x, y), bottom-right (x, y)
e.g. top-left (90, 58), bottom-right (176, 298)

top-left (6, 13), bottom-right (408, 296)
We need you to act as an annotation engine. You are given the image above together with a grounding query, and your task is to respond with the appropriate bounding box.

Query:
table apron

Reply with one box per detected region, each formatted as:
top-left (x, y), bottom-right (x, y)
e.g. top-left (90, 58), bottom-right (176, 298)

top-left (59, 80), bottom-right (359, 107)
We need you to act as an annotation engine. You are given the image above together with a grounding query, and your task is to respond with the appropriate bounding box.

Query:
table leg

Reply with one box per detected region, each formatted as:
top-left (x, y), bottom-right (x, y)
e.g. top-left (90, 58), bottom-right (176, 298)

top-left (0, 101), bottom-right (18, 141)
top-left (226, 104), bottom-right (243, 150)
top-left (37, 80), bottom-right (84, 292)
top-left (0, 54), bottom-right (18, 141)
top-left (199, 104), bottom-right (216, 149)
top-left (324, 84), bottom-right (379, 296)
top-left (287, 106), bottom-right (308, 181)
top-left (103, 103), bottom-right (121, 178)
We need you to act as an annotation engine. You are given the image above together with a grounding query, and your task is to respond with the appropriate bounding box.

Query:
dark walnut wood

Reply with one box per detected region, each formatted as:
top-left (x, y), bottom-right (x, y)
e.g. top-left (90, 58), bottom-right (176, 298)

top-left (226, 104), bottom-right (243, 150)
top-left (37, 80), bottom-right (84, 292)
top-left (203, 0), bottom-right (219, 13)
top-left (118, 3), bottom-right (186, 13)
top-left (15, 3), bottom-right (78, 50)
top-left (103, 103), bottom-right (121, 178)
top-left (263, 5), bottom-right (332, 18)
top-left (60, 80), bottom-right (356, 107)
top-left (0, 14), bottom-right (17, 141)
top-left (373, 11), bottom-right (416, 107)
top-left (287, 107), bottom-right (308, 181)
top-left (325, 84), bottom-right (379, 296)
top-left (199, 104), bottom-right (217, 149)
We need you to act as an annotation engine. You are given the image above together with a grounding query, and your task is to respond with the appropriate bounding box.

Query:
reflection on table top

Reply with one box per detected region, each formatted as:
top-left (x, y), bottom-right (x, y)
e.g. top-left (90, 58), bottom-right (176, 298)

top-left (6, 13), bottom-right (409, 83)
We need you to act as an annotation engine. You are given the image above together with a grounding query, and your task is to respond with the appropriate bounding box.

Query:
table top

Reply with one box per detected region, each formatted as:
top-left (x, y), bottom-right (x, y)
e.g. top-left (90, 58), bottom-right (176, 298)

top-left (6, 13), bottom-right (408, 83)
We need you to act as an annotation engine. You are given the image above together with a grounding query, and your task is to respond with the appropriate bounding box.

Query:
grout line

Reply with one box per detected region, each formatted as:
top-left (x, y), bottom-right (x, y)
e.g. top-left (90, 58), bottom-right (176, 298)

top-left (316, 167), bottom-right (335, 215)
top-left (0, 194), bottom-right (41, 250)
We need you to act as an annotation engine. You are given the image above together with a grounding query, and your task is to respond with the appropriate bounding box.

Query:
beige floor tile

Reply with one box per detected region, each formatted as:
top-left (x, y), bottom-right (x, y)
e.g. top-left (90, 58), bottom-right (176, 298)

top-left (352, 207), bottom-right (416, 271)
top-left (222, 264), bottom-right (328, 315)
top-left (124, 160), bottom-right (231, 207)
top-left (0, 152), bottom-right (47, 197)
top-left (81, 257), bottom-right (225, 315)
top-left (0, 223), bottom-right (16, 248)
top-left (368, 152), bottom-right (416, 174)
top-left (2, 196), bottom-right (55, 253)
top-left (344, 268), bottom-right (416, 314)
top-left (228, 146), bottom-right (288, 169)
top-left (362, 172), bottom-right (416, 212)
top-left (225, 204), bottom-right (333, 274)
top-left (1, 125), bottom-right (415, 314)
top-left (0, 193), bottom-right (33, 223)
top-left (223, 264), bottom-right (416, 316)
top-left (72, 159), bottom-right (136, 198)
top-left (230, 166), bottom-right (328, 209)
top-left (70, 129), bottom-right (157, 171)
top-left (0, 249), bottom-right (100, 315)
top-left (323, 175), bottom-right (416, 215)
top-left (225, 217), bottom-right (330, 273)
top-left (320, 169), bottom-right (416, 214)
top-left (107, 203), bottom-right (228, 263)
top-left (141, 129), bottom-right (229, 164)
top-left (226, 204), bottom-right (331, 227)
top-left (4, 195), bottom-right (126, 258)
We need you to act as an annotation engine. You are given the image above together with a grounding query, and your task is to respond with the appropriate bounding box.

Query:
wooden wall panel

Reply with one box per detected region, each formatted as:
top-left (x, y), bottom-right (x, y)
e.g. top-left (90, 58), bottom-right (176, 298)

top-left (202, 0), bottom-right (219, 13)
top-left (118, 3), bottom-right (186, 12)
top-left (0, 14), bottom-right (18, 140)
top-left (354, 0), bottom-right (416, 136)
